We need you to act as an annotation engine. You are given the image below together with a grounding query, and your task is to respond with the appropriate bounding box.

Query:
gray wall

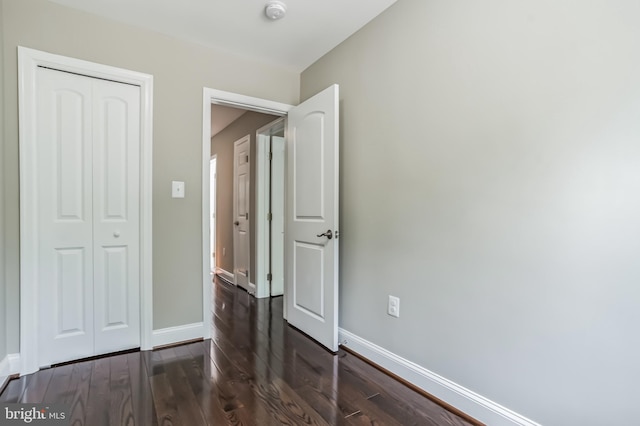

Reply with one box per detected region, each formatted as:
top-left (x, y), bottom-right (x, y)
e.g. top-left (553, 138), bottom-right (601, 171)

top-left (1, 0), bottom-right (299, 348)
top-left (302, 0), bottom-right (640, 424)
top-left (211, 111), bottom-right (277, 283)
top-left (0, 0), bottom-right (6, 363)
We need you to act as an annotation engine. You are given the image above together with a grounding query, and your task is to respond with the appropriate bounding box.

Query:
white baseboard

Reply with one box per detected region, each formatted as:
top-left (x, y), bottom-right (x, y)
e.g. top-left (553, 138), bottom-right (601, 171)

top-left (338, 329), bottom-right (541, 426)
top-left (152, 322), bottom-right (204, 348)
top-left (0, 353), bottom-right (21, 390)
top-left (215, 268), bottom-right (234, 284)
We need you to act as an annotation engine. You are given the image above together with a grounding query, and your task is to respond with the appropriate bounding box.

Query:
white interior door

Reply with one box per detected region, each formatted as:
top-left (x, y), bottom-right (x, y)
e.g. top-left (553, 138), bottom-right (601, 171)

top-left (92, 78), bottom-right (141, 355)
top-left (285, 84), bottom-right (339, 352)
top-left (233, 135), bottom-right (251, 291)
top-left (36, 67), bottom-right (141, 366)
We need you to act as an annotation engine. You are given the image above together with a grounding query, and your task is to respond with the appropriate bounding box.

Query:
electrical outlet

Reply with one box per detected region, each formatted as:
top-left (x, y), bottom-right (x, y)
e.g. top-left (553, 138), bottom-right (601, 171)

top-left (388, 295), bottom-right (400, 318)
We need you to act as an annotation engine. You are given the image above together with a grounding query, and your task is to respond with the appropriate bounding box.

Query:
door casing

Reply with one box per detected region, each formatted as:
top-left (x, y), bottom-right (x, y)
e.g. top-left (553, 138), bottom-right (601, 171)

top-left (18, 47), bottom-right (154, 375)
top-left (256, 118), bottom-right (286, 298)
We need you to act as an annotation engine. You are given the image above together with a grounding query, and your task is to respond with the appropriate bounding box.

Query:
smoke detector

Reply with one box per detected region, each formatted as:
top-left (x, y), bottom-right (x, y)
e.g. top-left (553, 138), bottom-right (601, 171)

top-left (265, 1), bottom-right (287, 20)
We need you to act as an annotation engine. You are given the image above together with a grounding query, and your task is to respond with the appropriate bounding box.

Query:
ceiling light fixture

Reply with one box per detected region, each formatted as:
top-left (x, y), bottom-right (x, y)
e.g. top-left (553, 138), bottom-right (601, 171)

top-left (265, 1), bottom-right (287, 20)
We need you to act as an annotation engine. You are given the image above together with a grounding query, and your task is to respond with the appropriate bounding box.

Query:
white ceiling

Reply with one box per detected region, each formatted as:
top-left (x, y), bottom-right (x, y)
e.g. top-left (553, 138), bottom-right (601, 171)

top-left (48, 0), bottom-right (397, 72)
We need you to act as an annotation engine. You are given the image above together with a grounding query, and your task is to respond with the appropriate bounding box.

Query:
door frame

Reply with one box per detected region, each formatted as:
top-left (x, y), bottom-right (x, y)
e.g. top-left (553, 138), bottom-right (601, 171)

top-left (256, 118), bottom-right (286, 298)
top-left (18, 47), bottom-right (154, 375)
top-left (209, 155), bottom-right (217, 273)
top-left (201, 88), bottom-right (292, 340)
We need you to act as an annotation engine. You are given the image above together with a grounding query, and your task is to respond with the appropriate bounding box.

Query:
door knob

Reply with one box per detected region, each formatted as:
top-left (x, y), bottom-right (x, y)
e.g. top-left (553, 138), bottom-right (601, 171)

top-left (316, 230), bottom-right (333, 240)
top-left (234, 221), bottom-right (240, 226)
top-left (113, 231), bottom-right (121, 238)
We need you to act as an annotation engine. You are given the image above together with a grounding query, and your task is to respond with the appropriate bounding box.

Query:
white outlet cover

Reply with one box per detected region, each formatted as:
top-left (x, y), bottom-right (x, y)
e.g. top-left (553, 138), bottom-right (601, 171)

top-left (172, 181), bottom-right (185, 198)
top-left (388, 295), bottom-right (400, 318)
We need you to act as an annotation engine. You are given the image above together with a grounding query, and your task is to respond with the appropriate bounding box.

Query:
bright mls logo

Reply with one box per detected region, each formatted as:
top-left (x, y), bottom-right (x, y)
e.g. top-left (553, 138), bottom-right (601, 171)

top-left (0, 404), bottom-right (69, 425)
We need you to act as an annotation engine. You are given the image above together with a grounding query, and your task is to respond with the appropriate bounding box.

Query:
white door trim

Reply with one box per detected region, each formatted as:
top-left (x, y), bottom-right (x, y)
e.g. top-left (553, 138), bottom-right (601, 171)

top-left (256, 118), bottom-right (286, 298)
top-left (210, 155), bottom-right (217, 273)
top-left (201, 88), bottom-right (292, 340)
top-left (18, 47), bottom-right (154, 375)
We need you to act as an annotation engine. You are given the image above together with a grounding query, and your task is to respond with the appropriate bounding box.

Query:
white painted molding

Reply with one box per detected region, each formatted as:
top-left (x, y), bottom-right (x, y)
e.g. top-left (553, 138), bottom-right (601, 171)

top-left (0, 354), bottom-right (21, 389)
top-left (18, 47), bottom-right (154, 375)
top-left (255, 118), bottom-right (286, 299)
top-left (8, 354), bottom-right (20, 376)
top-left (152, 322), bottom-right (204, 348)
top-left (338, 329), bottom-right (541, 426)
top-left (215, 268), bottom-right (235, 284)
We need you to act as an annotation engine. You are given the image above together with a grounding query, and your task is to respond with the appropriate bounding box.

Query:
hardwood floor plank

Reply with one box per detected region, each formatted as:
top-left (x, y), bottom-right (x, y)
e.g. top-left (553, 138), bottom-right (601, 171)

top-left (0, 376), bottom-right (30, 403)
top-left (42, 363), bottom-right (75, 403)
top-left (159, 348), bottom-right (208, 426)
top-left (127, 351), bottom-right (158, 426)
top-left (174, 343), bottom-right (227, 425)
top-left (109, 354), bottom-right (135, 426)
top-left (85, 357), bottom-right (111, 426)
top-left (149, 373), bottom-right (183, 426)
top-left (21, 369), bottom-right (54, 404)
top-left (63, 361), bottom-right (93, 426)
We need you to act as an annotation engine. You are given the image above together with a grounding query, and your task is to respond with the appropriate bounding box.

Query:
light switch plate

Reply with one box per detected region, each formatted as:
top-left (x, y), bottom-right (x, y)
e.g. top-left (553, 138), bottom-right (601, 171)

top-left (172, 181), bottom-right (185, 198)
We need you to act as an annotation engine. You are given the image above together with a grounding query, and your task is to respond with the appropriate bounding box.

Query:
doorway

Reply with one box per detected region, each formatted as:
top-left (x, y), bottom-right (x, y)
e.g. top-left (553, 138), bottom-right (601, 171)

top-left (202, 90), bottom-right (292, 341)
top-left (202, 86), bottom-right (340, 353)
top-left (208, 105), bottom-right (281, 295)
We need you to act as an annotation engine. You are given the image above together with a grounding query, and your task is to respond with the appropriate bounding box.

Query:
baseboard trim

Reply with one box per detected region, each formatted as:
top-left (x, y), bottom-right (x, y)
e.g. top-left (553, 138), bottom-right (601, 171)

top-left (152, 322), bottom-right (204, 348)
top-left (338, 329), bottom-right (541, 426)
top-left (0, 354), bottom-right (21, 393)
top-left (215, 268), bottom-right (234, 284)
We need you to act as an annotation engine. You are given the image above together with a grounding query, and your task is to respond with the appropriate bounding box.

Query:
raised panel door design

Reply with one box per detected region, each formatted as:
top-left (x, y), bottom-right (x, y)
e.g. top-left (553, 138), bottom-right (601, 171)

top-left (101, 98), bottom-right (129, 220)
top-left (37, 68), bottom-right (95, 365)
top-left (54, 90), bottom-right (86, 221)
top-left (101, 246), bottom-right (129, 329)
top-left (54, 248), bottom-right (87, 336)
top-left (93, 79), bottom-right (141, 355)
top-left (233, 135), bottom-right (251, 291)
top-left (286, 85), bottom-right (339, 352)
top-left (36, 67), bottom-right (141, 366)
top-left (294, 112), bottom-right (324, 220)
top-left (293, 242), bottom-right (324, 320)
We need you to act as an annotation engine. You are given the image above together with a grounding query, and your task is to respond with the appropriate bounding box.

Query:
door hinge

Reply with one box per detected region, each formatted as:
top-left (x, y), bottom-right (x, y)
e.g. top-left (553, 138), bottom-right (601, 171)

top-left (267, 273), bottom-right (272, 281)
top-left (245, 212), bottom-right (249, 220)
top-left (269, 152), bottom-right (273, 161)
top-left (267, 213), bottom-right (272, 221)
top-left (246, 155), bottom-right (249, 163)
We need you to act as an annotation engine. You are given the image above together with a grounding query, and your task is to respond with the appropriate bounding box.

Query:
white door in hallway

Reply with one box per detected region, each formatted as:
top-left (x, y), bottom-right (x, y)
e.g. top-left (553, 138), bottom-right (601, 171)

top-left (233, 135), bottom-right (251, 291)
top-left (285, 84), bottom-right (339, 352)
top-left (36, 67), bottom-right (141, 366)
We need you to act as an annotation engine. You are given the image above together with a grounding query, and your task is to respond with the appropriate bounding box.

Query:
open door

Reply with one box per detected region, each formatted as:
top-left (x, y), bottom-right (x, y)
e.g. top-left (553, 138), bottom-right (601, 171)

top-left (285, 84), bottom-right (339, 352)
top-left (233, 135), bottom-right (251, 291)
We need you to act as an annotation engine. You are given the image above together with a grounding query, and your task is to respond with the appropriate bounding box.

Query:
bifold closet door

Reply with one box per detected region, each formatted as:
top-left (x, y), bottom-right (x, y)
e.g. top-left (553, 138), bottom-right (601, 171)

top-left (36, 67), bottom-right (141, 366)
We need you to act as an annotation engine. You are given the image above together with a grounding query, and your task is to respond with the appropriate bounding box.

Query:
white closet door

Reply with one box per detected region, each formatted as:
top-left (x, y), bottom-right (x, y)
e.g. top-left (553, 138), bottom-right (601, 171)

top-left (92, 79), bottom-right (141, 355)
top-left (37, 68), bottom-right (95, 365)
top-left (36, 67), bottom-right (141, 366)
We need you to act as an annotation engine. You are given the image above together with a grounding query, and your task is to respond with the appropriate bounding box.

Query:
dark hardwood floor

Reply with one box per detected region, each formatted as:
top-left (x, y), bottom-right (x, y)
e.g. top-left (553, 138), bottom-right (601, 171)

top-left (0, 277), bottom-right (478, 425)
